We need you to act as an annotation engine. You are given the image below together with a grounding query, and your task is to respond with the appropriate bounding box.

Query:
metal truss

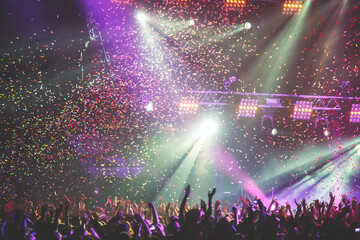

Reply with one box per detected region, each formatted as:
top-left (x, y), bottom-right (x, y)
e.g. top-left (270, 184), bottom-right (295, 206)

top-left (184, 90), bottom-right (360, 111)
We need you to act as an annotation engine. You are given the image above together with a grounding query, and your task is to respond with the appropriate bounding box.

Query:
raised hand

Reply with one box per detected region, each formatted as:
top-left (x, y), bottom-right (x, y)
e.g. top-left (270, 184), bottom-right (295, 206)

top-left (286, 201), bottom-right (291, 211)
top-left (208, 188), bottom-right (216, 199)
top-left (257, 199), bottom-right (264, 211)
top-left (329, 192), bottom-right (335, 203)
top-left (185, 185), bottom-right (191, 197)
top-left (200, 199), bottom-right (207, 214)
top-left (294, 199), bottom-right (301, 213)
top-left (342, 194), bottom-right (350, 206)
top-left (56, 205), bottom-right (63, 214)
top-left (240, 196), bottom-right (247, 206)
top-left (301, 198), bottom-right (307, 207)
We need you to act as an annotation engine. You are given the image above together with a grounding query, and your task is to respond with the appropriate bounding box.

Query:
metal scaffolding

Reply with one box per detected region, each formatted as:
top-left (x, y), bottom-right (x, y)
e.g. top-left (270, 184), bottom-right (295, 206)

top-left (184, 90), bottom-right (360, 111)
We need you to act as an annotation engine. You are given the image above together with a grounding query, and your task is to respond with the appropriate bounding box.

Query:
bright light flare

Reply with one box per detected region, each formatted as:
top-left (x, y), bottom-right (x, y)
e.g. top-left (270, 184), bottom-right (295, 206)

top-left (201, 118), bottom-right (218, 135)
top-left (145, 101), bottom-right (154, 112)
top-left (244, 22), bottom-right (251, 30)
top-left (271, 128), bottom-right (278, 136)
top-left (136, 12), bottom-right (148, 22)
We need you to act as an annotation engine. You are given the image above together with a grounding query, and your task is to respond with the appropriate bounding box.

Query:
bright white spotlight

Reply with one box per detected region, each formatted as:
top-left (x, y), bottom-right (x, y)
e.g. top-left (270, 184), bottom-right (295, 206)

top-left (145, 101), bottom-right (154, 112)
top-left (244, 22), bottom-right (251, 30)
top-left (137, 12), bottom-right (147, 22)
top-left (188, 19), bottom-right (195, 26)
top-left (202, 118), bottom-right (218, 135)
top-left (271, 128), bottom-right (278, 136)
top-left (324, 130), bottom-right (330, 137)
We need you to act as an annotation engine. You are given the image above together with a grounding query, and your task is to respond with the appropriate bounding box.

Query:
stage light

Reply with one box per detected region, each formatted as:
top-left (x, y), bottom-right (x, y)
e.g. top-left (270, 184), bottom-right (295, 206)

top-left (271, 128), bottom-right (278, 136)
top-left (179, 99), bottom-right (199, 115)
top-left (293, 101), bottom-right (312, 120)
top-left (350, 104), bottom-right (360, 123)
top-left (244, 22), bottom-right (251, 30)
top-left (238, 98), bottom-right (258, 118)
top-left (145, 101), bottom-right (154, 112)
top-left (202, 118), bottom-right (218, 135)
top-left (136, 12), bottom-right (147, 22)
top-left (282, 0), bottom-right (303, 15)
top-left (225, 0), bottom-right (246, 11)
top-left (324, 130), bottom-right (330, 137)
top-left (188, 19), bottom-right (195, 26)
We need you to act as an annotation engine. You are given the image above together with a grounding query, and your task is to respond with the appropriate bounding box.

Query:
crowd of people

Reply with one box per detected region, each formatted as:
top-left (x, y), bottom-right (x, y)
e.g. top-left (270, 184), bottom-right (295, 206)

top-left (1, 185), bottom-right (360, 240)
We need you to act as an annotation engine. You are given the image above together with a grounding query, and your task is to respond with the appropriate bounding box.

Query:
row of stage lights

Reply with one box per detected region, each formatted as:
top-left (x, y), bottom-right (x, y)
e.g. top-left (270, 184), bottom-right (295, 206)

top-left (283, 0), bottom-right (303, 15)
top-left (350, 104), bottom-right (360, 123)
top-left (225, 0), bottom-right (246, 11)
top-left (116, 0), bottom-right (304, 15)
top-left (178, 99), bottom-right (360, 123)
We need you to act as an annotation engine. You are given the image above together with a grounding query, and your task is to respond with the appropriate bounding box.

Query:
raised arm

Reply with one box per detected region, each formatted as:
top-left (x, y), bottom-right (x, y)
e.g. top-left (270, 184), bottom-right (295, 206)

top-left (53, 204), bottom-right (63, 231)
top-left (325, 192), bottom-right (335, 219)
top-left (207, 187), bottom-right (216, 217)
top-left (286, 202), bottom-right (294, 219)
top-left (179, 185), bottom-right (191, 225)
top-left (294, 199), bottom-right (302, 223)
top-left (148, 202), bottom-right (159, 225)
top-left (133, 213), bottom-right (151, 239)
top-left (231, 205), bottom-right (238, 227)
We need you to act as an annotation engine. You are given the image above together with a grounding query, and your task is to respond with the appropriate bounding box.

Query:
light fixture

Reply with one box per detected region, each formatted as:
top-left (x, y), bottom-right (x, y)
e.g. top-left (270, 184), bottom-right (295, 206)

top-left (282, 0), bottom-right (303, 15)
top-left (225, 0), bottom-right (246, 11)
top-left (136, 12), bottom-right (147, 22)
top-left (350, 104), bottom-right (360, 123)
top-left (238, 98), bottom-right (258, 118)
top-left (293, 100), bottom-right (312, 120)
top-left (179, 99), bottom-right (199, 115)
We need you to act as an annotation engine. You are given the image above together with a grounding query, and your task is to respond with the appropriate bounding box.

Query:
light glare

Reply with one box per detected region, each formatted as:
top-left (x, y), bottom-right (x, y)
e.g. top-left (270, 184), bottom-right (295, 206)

top-left (137, 12), bottom-right (147, 22)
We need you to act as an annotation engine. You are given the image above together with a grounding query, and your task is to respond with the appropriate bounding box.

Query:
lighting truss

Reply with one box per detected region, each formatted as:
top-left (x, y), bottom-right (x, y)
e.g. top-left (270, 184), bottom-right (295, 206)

top-left (293, 101), bottom-right (312, 120)
top-left (350, 104), bottom-right (360, 123)
top-left (239, 98), bottom-right (258, 118)
top-left (282, 0), bottom-right (303, 15)
top-left (185, 90), bottom-right (345, 110)
top-left (179, 99), bottom-right (199, 114)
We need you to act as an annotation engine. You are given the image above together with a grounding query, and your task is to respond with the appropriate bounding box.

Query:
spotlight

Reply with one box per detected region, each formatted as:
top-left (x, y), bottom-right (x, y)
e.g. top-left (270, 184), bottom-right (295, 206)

top-left (225, 0), bottom-right (246, 11)
top-left (188, 19), bottom-right (195, 26)
top-left (202, 118), bottom-right (218, 135)
top-left (145, 101), bottom-right (154, 112)
top-left (324, 130), bottom-right (330, 137)
top-left (271, 128), bottom-right (278, 136)
top-left (136, 12), bottom-right (147, 22)
top-left (238, 98), bottom-right (258, 118)
top-left (179, 99), bottom-right (199, 115)
top-left (244, 22), bottom-right (251, 30)
top-left (282, 0), bottom-right (303, 15)
top-left (293, 101), bottom-right (312, 120)
top-left (350, 104), bottom-right (360, 123)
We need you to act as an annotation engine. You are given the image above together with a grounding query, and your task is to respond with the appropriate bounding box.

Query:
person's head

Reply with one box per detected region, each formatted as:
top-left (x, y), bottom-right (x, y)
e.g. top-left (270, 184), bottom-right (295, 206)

top-left (115, 231), bottom-right (132, 240)
top-left (166, 216), bottom-right (180, 235)
top-left (213, 217), bottom-right (236, 239)
top-left (185, 209), bottom-right (200, 226)
top-left (25, 234), bottom-right (36, 240)
top-left (115, 221), bottom-right (131, 234)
